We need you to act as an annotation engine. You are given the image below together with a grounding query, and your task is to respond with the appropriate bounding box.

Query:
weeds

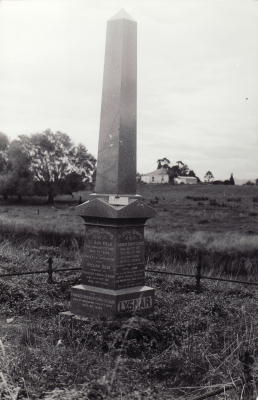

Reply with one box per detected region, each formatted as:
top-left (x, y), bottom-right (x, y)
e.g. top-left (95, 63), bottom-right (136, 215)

top-left (227, 197), bottom-right (241, 202)
top-left (149, 199), bottom-right (159, 204)
top-left (2, 275), bottom-right (258, 399)
top-left (186, 196), bottom-right (209, 201)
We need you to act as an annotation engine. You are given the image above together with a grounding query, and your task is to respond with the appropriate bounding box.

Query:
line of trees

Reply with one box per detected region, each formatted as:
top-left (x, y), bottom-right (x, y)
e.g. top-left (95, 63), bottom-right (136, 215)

top-left (205, 171), bottom-right (235, 185)
top-left (0, 130), bottom-right (96, 203)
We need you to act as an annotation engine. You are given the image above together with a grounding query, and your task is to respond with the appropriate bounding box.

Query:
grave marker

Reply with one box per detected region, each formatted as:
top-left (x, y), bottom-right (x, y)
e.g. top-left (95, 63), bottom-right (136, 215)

top-left (68, 9), bottom-right (155, 318)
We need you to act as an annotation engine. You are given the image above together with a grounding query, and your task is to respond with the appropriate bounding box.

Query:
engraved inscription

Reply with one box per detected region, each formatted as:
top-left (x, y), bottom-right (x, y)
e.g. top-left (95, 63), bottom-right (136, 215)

top-left (82, 226), bottom-right (146, 289)
top-left (82, 271), bottom-right (114, 288)
top-left (116, 265), bottom-right (145, 289)
top-left (72, 291), bottom-right (116, 312)
top-left (117, 296), bottom-right (153, 312)
top-left (82, 226), bottom-right (116, 288)
top-left (117, 228), bottom-right (144, 267)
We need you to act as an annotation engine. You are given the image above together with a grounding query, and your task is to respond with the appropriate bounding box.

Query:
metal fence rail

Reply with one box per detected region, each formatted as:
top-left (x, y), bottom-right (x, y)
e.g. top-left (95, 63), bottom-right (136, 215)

top-left (146, 268), bottom-right (258, 287)
top-left (1, 257), bottom-right (258, 289)
top-left (0, 267), bottom-right (81, 278)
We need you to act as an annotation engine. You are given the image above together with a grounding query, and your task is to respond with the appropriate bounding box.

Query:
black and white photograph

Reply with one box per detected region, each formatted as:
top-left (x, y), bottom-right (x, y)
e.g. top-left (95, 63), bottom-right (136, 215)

top-left (0, 1), bottom-right (258, 399)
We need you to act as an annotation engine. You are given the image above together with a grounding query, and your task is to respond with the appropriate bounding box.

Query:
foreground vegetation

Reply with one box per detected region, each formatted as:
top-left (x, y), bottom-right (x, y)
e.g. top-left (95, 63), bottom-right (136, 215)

top-left (0, 183), bottom-right (258, 399)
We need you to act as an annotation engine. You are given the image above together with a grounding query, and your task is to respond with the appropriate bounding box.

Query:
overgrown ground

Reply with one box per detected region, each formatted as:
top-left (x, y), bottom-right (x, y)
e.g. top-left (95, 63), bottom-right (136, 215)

top-left (0, 183), bottom-right (258, 399)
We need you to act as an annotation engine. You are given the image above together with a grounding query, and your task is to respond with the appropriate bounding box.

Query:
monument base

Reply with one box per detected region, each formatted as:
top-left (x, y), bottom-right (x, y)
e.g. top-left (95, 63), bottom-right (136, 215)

top-left (70, 284), bottom-right (155, 317)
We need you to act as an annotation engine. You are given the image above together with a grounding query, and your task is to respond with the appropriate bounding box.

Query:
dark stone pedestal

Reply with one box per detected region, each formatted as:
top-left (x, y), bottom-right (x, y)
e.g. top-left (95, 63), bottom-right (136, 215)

top-left (70, 285), bottom-right (154, 317)
top-left (68, 196), bottom-right (155, 318)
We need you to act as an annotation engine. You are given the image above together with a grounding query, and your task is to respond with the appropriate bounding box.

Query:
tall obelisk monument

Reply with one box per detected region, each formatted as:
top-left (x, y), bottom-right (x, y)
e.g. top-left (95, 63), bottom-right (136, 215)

top-left (96, 9), bottom-right (137, 195)
top-left (68, 10), bottom-right (155, 318)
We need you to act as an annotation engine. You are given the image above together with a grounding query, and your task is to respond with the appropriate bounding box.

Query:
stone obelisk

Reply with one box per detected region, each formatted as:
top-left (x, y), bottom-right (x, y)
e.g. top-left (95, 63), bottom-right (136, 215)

top-left (69, 9), bottom-right (155, 318)
top-left (95, 9), bottom-right (137, 195)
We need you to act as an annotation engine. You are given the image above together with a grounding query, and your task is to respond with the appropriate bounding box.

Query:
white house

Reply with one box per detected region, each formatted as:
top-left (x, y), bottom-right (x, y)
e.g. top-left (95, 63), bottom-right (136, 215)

top-left (174, 176), bottom-right (197, 184)
top-left (141, 168), bottom-right (169, 184)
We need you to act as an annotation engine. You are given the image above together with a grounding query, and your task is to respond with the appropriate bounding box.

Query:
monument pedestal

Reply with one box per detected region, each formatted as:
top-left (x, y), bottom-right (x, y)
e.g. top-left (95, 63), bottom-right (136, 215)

top-left (71, 285), bottom-right (154, 317)
top-left (69, 196), bottom-right (155, 318)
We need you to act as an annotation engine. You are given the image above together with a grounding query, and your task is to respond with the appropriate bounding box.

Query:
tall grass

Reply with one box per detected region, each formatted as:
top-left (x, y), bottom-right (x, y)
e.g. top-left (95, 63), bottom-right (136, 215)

top-left (145, 228), bottom-right (258, 275)
top-left (0, 206), bottom-right (257, 278)
top-left (145, 227), bottom-right (258, 254)
top-left (0, 211), bottom-right (84, 248)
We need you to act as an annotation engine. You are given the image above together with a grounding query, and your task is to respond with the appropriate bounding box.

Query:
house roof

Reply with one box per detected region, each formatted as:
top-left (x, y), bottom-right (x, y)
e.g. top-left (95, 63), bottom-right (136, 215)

top-left (142, 168), bottom-right (168, 176)
top-left (175, 176), bottom-right (197, 180)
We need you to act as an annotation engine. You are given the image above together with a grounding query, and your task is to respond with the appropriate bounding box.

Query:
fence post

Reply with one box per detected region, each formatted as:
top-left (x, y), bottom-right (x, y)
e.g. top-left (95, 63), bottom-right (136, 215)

top-left (47, 257), bottom-right (54, 284)
top-left (196, 252), bottom-right (202, 292)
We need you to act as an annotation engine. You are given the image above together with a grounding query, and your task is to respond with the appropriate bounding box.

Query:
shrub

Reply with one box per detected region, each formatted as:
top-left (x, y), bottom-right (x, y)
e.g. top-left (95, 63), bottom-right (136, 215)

top-left (210, 199), bottom-right (220, 206)
top-left (227, 198), bottom-right (241, 202)
top-left (150, 199), bottom-right (158, 204)
top-left (186, 196), bottom-right (209, 201)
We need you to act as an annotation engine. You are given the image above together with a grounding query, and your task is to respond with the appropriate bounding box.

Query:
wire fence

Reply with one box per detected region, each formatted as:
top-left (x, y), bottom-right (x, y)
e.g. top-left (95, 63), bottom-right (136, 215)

top-left (1, 254), bottom-right (258, 291)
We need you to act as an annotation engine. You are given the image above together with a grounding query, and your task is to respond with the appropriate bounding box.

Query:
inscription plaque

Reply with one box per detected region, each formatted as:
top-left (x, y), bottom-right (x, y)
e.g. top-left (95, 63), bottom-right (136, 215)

top-left (82, 225), bottom-right (145, 290)
top-left (70, 285), bottom-right (154, 317)
top-left (109, 196), bottom-right (129, 206)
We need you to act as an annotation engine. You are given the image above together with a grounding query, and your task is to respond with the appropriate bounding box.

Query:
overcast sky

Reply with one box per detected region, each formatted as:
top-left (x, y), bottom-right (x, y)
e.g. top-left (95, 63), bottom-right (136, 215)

top-left (1, 0), bottom-right (257, 181)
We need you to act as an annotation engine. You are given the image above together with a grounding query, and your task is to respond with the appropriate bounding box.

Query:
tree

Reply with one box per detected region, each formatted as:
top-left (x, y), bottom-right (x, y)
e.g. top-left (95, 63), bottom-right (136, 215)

top-left (0, 132), bottom-right (9, 174)
top-left (157, 159), bottom-right (162, 169)
top-left (0, 137), bottom-right (34, 201)
top-left (188, 170), bottom-right (196, 177)
top-left (204, 171), bottom-right (214, 182)
top-left (168, 165), bottom-right (181, 182)
top-left (157, 158), bottom-right (170, 170)
top-left (18, 129), bottom-right (96, 203)
top-left (7, 140), bottom-right (34, 201)
top-left (179, 164), bottom-right (189, 176)
top-left (223, 173), bottom-right (235, 186)
top-left (229, 173), bottom-right (235, 185)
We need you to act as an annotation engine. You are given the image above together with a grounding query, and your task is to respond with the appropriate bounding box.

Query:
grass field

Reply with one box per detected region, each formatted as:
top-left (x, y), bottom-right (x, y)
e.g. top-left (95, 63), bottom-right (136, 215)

top-left (0, 183), bottom-right (257, 277)
top-left (139, 183), bottom-right (258, 235)
top-left (1, 183), bottom-right (258, 247)
top-left (0, 183), bottom-right (258, 399)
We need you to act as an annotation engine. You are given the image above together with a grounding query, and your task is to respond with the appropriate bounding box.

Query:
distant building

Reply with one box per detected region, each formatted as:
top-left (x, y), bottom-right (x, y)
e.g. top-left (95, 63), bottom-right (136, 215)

top-left (174, 176), bottom-right (197, 184)
top-left (141, 168), bottom-right (169, 184)
top-left (256, 179), bottom-right (258, 186)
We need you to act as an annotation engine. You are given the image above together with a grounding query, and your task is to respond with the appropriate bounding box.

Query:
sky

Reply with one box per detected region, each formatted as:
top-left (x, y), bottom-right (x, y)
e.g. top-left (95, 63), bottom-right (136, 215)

top-left (0, 0), bottom-right (258, 181)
